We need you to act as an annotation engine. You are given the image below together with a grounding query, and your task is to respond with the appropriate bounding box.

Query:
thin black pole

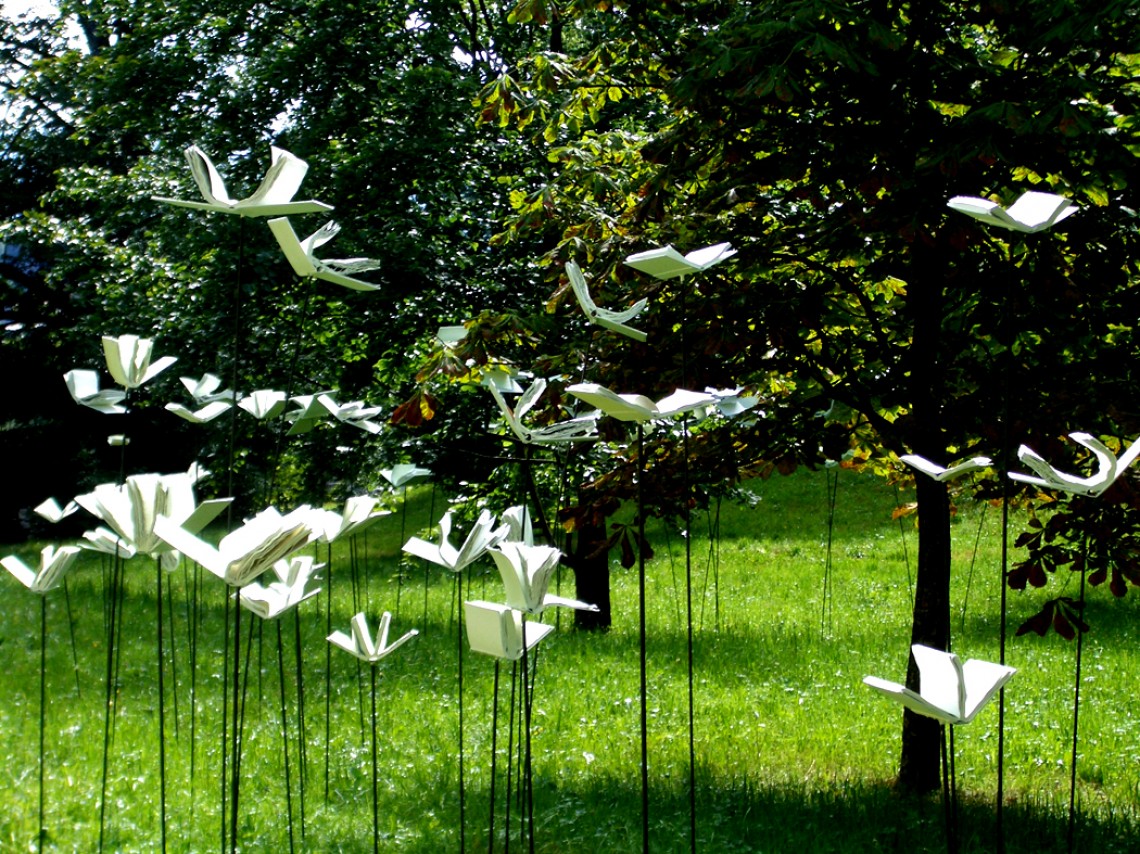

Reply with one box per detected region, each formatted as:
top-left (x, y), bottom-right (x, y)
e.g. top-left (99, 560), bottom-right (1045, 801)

top-left (229, 595), bottom-right (242, 854)
top-left (62, 577), bottom-right (81, 698)
top-left (276, 620), bottom-right (296, 854)
top-left (637, 422), bottom-right (649, 854)
top-left (156, 559), bottom-right (168, 853)
top-left (292, 608), bottom-right (307, 840)
top-left (98, 553), bottom-right (123, 854)
top-left (38, 593), bottom-right (46, 854)
top-left (488, 661), bottom-right (501, 854)
top-left (457, 574), bottom-right (467, 854)
top-left (520, 615), bottom-right (535, 854)
top-left (1067, 546), bottom-right (1089, 854)
top-left (504, 660), bottom-right (517, 854)
top-left (371, 664), bottom-right (380, 854)
top-left (325, 542), bottom-right (333, 801)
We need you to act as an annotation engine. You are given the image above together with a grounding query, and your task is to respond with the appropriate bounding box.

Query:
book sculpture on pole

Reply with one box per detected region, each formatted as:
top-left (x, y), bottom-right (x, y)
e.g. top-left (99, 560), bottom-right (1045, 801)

top-left (1010, 432), bottom-right (1140, 496)
top-left (2, 545), bottom-right (81, 594)
top-left (154, 505), bottom-right (318, 588)
top-left (624, 242), bottom-right (737, 280)
top-left (488, 378), bottom-right (599, 445)
top-left (328, 611), bottom-right (419, 664)
top-left (402, 509), bottom-right (508, 574)
top-left (464, 601), bottom-right (554, 661)
top-left (901, 454), bottom-right (994, 483)
top-left (863, 644), bottom-right (1016, 726)
top-left (566, 382), bottom-right (716, 423)
top-left (238, 389), bottom-right (288, 420)
top-left (166, 373), bottom-right (238, 423)
top-left (64, 369), bottom-right (127, 414)
top-left (566, 260), bottom-right (648, 341)
top-left (152, 145), bottom-right (332, 216)
top-left (268, 217), bottom-right (383, 292)
top-left (946, 191), bottom-right (1077, 234)
top-left (76, 471), bottom-right (232, 570)
top-left (102, 334), bottom-right (177, 390)
top-left (239, 555), bottom-right (323, 620)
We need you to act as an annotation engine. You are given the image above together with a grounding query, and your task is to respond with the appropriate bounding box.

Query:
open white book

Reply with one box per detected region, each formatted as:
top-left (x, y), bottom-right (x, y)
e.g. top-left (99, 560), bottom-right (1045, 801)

top-left (180, 373), bottom-right (238, 404)
top-left (239, 555), bottom-right (322, 620)
top-left (64, 369), bottom-right (127, 414)
top-left (165, 400), bottom-right (233, 423)
top-left (34, 497), bottom-right (79, 523)
top-left (566, 261), bottom-right (647, 341)
top-left (490, 541), bottom-right (598, 615)
top-left (2, 545), bottom-right (81, 594)
top-left (102, 334), bottom-right (177, 390)
top-left (863, 644), bottom-right (1015, 725)
top-left (153, 504), bottom-right (318, 587)
top-left (238, 389), bottom-right (287, 420)
top-left (402, 509), bottom-right (508, 573)
top-left (901, 454), bottom-right (993, 482)
top-left (624, 242), bottom-right (736, 280)
top-left (76, 471), bottom-right (232, 568)
top-left (566, 382), bottom-right (715, 423)
top-left (381, 464), bottom-right (432, 489)
top-left (152, 145), bottom-right (332, 216)
top-left (947, 191), bottom-right (1077, 233)
top-left (312, 495), bottom-right (390, 543)
top-left (464, 601), bottom-right (554, 661)
top-left (1011, 432), bottom-right (1140, 497)
top-left (268, 217), bottom-right (382, 291)
top-left (328, 611), bottom-right (418, 664)
top-left (284, 392), bottom-right (337, 435)
top-left (488, 379), bottom-right (599, 445)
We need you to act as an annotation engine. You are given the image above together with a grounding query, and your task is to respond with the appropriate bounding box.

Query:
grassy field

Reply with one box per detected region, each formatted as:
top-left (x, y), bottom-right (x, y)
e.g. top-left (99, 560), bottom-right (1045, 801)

top-left (1, 468), bottom-right (1138, 852)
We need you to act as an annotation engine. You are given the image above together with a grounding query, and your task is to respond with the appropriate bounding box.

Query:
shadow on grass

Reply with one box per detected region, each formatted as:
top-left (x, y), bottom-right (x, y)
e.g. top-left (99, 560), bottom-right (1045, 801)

top-left (502, 772), bottom-right (1139, 854)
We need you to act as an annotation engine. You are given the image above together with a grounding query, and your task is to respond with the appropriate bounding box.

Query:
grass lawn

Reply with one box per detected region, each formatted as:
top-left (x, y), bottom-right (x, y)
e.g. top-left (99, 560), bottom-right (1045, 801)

top-left (1, 468), bottom-right (1138, 852)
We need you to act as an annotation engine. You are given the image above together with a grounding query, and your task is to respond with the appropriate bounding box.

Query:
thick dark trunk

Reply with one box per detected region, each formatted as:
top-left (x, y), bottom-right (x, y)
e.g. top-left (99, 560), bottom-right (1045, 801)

top-left (572, 517), bottom-right (612, 630)
top-left (896, 444), bottom-right (953, 792)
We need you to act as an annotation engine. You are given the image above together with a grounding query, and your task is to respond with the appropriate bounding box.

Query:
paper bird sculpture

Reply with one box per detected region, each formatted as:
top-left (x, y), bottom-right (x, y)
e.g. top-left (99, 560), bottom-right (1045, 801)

top-left (313, 495), bottom-right (390, 543)
top-left (402, 509), bottom-right (508, 573)
top-left (624, 242), bottom-right (737, 280)
top-left (2, 545), bottom-right (81, 594)
top-left (64, 369), bottom-right (127, 414)
top-left (488, 378), bottom-right (599, 445)
top-left (863, 644), bottom-right (1015, 725)
top-left (268, 217), bottom-right (382, 291)
top-left (154, 504), bottom-right (318, 587)
top-left (328, 611), bottom-right (418, 664)
top-left (102, 334), bottom-right (177, 390)
top-left (901, 454), bottom-right (994, 482)
top-left (238, 389), bottom-right (287, 420)
top-left (381, 464), bottom-right (433, 489)
top-left (76, 471), bottom-right (232, 569)
top-left (180, 373), bottom-right (237, 404)
top-left (34, 497), bottom-right (79, 523)
top-left (566, 260), bottom-right (648, 342)
top-left (152, 145), bottom-right (332, 216)
top-left (239, 555), bottom-right (323, 620)
top-left (464, 601), bottom-right (554, 661)
top-left (1009, 432), bottom-right (1140, 496)
top-left (490, 542), bottom-right (598, 615)
top-left (947, 191), bottom-right (1077, 233)
top-left (566, 382), bottom-right (715, 423)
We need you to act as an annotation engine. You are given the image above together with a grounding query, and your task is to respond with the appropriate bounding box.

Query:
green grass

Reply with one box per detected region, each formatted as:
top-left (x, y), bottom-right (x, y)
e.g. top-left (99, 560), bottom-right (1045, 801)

top-left (2, 470), bottom-right (1139, 852)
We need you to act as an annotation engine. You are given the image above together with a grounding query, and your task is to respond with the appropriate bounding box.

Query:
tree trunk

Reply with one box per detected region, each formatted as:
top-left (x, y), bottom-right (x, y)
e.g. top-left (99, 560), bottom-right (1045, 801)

top-left (896, 451), bottom-right (953, 791)
top-left (572, 517), bottom-right (612, 630)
